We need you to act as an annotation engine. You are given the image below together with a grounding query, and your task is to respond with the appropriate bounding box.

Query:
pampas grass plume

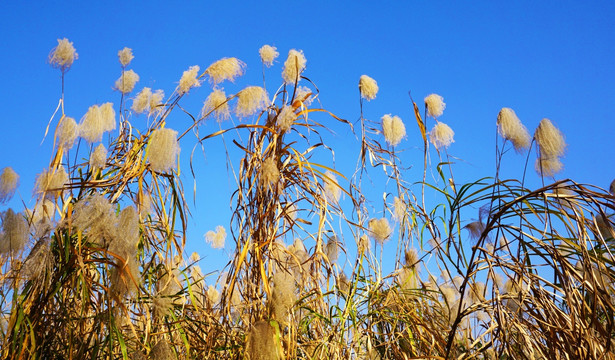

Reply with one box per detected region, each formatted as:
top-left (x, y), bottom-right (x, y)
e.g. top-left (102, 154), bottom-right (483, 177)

top-left (0, 167), bottom-right (19, 203)
top-left (79, 103), bottom-right (115, 143)
top-left (271, 270), bottom-right (296, 324)
top-left (393, 196), bottom-right (406, 222)
top-left (0, 209), bottom-right (28, 254)
top-left (276, 105), bottom-right (296, 133)
top-left (207, 285), bottom-right (220, 305)
top-left (114, 206), bottom-right (139, 254)
top-left (381, 114), bottom-right (406, 146)
top-left (369, 217), bottom-right (392, 244)
top-left (79, 105), bottom-right (104, 143)
top-left (117, 47), bottom-right (134, 67)
top-left (534, 118), bottom-right (566, 176)
top-left (323, 171), bottom-right (341, 203)
top-left (150, 89), bottom-right (165, 115)
top-left (57, 116), bottom-right (79, 149)
top-left (497, 108), bottom-right (531, 152)
top-left (535, 156), bottom-right (563, 177)
top-left (132, 87), bottom-right (152, 114)
top-left (89, 144), bottom-right (107, 169)
top-left (359, 75), bottom-right (379, 101)
top-left (534, 118), bottom-right (566, 158)
top-left (205, 225), bottom-right (226, 249)
top-left (261, 157), bottom-right (279, 189)
top-left (201, 88), bottom-right (230, 122)
top-left (49, 38), bottom-right (78, 71)
top-left (178, 65), bottom-right (201, 94)
top-left (325, 236), bottom-right (339, 263)
top-left (236, 86), bottom-right (268, 118)
top-left (72, 193), bottom-right (116, 245)
top-left (35, 166), bottom-right (68, 196)
top-left (282, 49), bottom-right (307, 84)
top-left (404, 248), bottom-right (419, 268)
top-left (424, 93), bottom-right (446, 118)
top-left (147, 128), bottom-right (180, 173)
top-left (114, 69), bottom-right (139, 94)
top-left (259, 45), bottom-right (279, 67)
top-left (294, 86), bottom-right (314, 106)
top-left (429, 122), bottom-right (455, 150)
top-left (245, 321), bottom-right (283, 360)
top-left (205, 58), bottom-right (245, 85)
top-left (149, 340), bottom-right (172, 360)
top-left (100, 102), bottom-right (116, 132)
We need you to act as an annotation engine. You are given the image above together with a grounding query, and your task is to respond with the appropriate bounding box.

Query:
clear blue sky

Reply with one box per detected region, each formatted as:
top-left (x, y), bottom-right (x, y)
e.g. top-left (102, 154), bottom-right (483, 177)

top-left (1, 1), bottom-right (614, 277)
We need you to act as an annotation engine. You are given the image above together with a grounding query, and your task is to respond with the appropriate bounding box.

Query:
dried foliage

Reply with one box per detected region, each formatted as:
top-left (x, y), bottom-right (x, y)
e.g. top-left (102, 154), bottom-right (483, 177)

top-left (0, 39), bottom-right (613, 360)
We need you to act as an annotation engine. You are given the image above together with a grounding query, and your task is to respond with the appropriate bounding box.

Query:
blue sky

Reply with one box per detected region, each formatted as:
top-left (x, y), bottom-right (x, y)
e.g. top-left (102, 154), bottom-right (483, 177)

top-left (1, 1), bottom-right (614, 277)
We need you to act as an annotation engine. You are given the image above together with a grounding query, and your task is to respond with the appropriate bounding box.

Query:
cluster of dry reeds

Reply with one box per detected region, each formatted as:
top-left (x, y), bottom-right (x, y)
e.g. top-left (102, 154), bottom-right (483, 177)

top-left (0, 39), bottom-right (613, 360)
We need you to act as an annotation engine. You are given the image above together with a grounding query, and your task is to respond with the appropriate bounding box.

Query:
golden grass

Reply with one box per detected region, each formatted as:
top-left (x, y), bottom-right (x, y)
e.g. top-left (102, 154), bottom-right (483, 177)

top-left (0, 40), bottom-right (613, 360)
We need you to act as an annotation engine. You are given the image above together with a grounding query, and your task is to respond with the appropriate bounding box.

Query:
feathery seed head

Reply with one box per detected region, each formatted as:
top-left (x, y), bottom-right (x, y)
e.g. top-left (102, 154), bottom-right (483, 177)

top-left (89, 143), bottom-right (107, 169)
top-left (271, 270), bottom-right (296, 324)
top-left (132, 87), bottom-right (152, 114)
top-left (113, 206), bottom-right (139, 255)
top-left (535, 156), bottom-right (563, 177)
top-left (49, 38), bottom-right (78, 71)
top-left (325, 236), bottom-right (339, 263)
top-left (393, 196), bottom-right (406, 222)
top-left (338, 273), bottom-right (350, 294)
top-left (21, 238), bottom-right (53, 283)
top-left (205, 57), bottom-right (246, 85)
top-left (27, 199), bottom-right (55, 226)
top-left (147, 128), bottom-right (180, 173)
top-left (72, 193), bottom-right (116, 245)
top-left (424, 94), bottom-right (446, 118)
top-left (397, 267), bottom-right (417, 290)
top-left (236, 86), bottom-right (268, 118)
top-left (441, 286), bottom-right (458, 306)
top-left (0, 209), bottom-right (28, 254)
top-left (261, 157), bottom-right (279, 189)
top-left (178, 65), bottom-right (201, 94)
top-left (150, 89), bottom-right (165, 115)
top-left (205, 225), bottom-right (226, 249)
top-left (100, 102), bottom-right (116, 132)
top-left (0, 167), bottom-right (19, 203)
top-left (57, 117), bottom-right (79, 149)
top-left (35, 166), bottom-right (68, 197)
top-left (294, 86), bottom-right (314, 106)
top-left (359, 75), bottom-right (379, 101)
top-left (117, 47), bottom-right (134, 67)
top-left (114, 69), bottom-right (139, 94)
top-left (207, 285), bottom-right (220, 305)
top-left (201, 88), bottom-right (230, 122)
top-left (259, 45), bottom-right (279, 67)
top-left (381, 114), bottom-right (406, 146)
top-left (150, 340), bottom-right (172, 360)
top-left (466, 221), bottom-right (485, 240)
top-left (497, 107), bottom-right (531, 152)
top-left (368, 217), bottom-right (392, 244)
top-left (429, 122), bottom-right (455, 150)
top-left (404, 248), bottom-right (419, 268)
top-left (534, 118), bottom-right (566, 158)
top-left (245, 321), bottom-right (283, 360)
top-left (282, 49), bottom-right (307, 84)
top-left (277, 105), bottom-right (296, 134)
top-left (358, 234), bottom-right (370, 254)
top-left (79, 105), bottom-right (104, 143)
top-left (323, 171), bottom-right (341, 203)
top-left (492, 272), bottom-right (504, 290)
